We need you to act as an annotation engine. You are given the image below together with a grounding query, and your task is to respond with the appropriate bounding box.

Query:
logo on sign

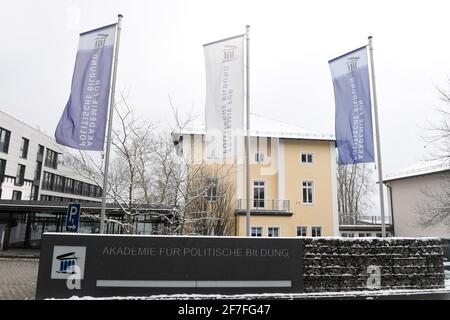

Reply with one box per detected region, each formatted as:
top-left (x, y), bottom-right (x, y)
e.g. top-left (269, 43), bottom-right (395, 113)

top-left (94, 33), bottom-right (108, 49)
top-left (223, 45), bottom-right (237, 62)
top-left (346, 56), bottom-right (360, 73)
top-left (51, 246), bottom-right (86, 280)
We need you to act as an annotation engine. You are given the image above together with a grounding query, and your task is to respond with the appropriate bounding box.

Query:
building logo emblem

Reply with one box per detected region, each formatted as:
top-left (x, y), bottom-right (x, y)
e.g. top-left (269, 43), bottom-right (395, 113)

top-left (346, 56), bottom-right (360, 73)
top-left (51, 246), bottom-right (86, 280)
top-left (94, 33), bottom-right (108, 49)
top-left (223, 45), bottom-right (237, 62)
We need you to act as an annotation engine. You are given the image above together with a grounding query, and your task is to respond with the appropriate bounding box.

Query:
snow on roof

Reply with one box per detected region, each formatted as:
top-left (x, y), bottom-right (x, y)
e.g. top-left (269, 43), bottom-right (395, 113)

top-left (384, 158), bottom-right (450, 182)
top-left (180, 113), bottom-right (335, 141)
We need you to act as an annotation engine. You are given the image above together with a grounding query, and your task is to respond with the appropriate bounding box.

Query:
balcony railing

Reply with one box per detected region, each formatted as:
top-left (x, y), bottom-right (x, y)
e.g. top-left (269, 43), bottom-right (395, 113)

top-left (237, 199), bottom-right (290, 212)
top-left (339, 213), bottom-right (391, 226)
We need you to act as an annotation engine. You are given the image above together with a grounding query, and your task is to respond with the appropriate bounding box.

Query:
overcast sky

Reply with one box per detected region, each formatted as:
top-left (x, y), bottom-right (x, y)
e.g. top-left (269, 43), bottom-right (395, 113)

top-left (1, 0), bottom-right (450, 176)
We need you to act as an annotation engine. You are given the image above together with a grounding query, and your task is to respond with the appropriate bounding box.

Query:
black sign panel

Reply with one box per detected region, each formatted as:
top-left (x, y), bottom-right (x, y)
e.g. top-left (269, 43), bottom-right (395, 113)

top-left (36, 233), bottom-right (304, 299)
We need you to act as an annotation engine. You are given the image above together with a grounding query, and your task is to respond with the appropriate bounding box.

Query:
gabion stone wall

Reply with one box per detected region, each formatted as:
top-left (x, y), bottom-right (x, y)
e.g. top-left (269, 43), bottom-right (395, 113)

top-left (303, 238), bottom-right (445, 292)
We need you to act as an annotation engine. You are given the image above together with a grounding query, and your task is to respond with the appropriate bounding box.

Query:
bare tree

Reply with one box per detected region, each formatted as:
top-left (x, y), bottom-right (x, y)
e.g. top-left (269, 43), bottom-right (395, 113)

top-left (423, 84), bottom-right (450, 160)
top-left (337, 163), bottom-right (374, 215)
top-left (415, 83), bottom-right (450, 228)
top-left (163, 99), bottom-right (237, 236)
top-left (182, 164), bottom-right (236, 236)
top-left (64, 93), bottom-right (237, 236)
top-left (415, 172), bottom-right (450, 228)
top-left (64, 96), bottom-right (179, 234)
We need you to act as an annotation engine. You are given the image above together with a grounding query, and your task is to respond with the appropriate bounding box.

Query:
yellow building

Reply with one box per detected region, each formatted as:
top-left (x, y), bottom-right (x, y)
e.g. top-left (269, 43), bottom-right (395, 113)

top-left (179, 115), bottom-right (338, 237)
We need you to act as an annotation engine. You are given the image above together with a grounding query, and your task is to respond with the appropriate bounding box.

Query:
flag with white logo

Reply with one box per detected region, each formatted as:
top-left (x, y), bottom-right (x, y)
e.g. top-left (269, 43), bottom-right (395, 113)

top-left (329, 46), bottom-right (375, 164)
top-left (204, 34), bottom-right (244, 161)
top-left (55, 23), bottom-right (116, 150)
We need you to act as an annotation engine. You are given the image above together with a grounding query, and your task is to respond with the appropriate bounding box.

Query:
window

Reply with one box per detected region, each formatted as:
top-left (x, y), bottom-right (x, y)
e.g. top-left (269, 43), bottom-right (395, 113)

top-left (255, 153), bottom-right (265, 163)
top-left (251, 227), bottom-right (263, 237)
top-left (343, 232), bottom-right (355, 238)
top-left (82, 183), bottom-right (90, 196)
top-left (302, 181), bottom-right (314, 204)
top-left (376, 233), bottom-right (382, 238)
top-left (358, 233), bottom-right (366, 238)
top-left (312, 226), bottom-right (322, 237)
top-left (253, 137), bottom-right (270, 163)
top-left (205, 178), bottom-right (218, 202)
top-left (59, 176), bottom-right (65, 192)
top-left (31, 186), bottom-right (39, 201)
top-left (12, 190), bottom-right (22, 200)
top-left (0, 159), bottom-right (6, 182)
top-left (64, 178), bottom-right (74, 194)
top-left (20, 137), bottom-right (29, 159)
top-left (74, 180), bottom-right (82, 195)
top-left (37, 144), bottom-right (44, 156)
top-left (42, 171), bottom-right (54, 190)
top-left (96, 186), bottom-right (102, 197)
top-left (301, 153), bottom-right (314, 164)
top-left (0, 127), bottom-right (11, 153)
top-left (41, 194), bottom-right (52, 201)
top-left (54, 175), bottom-right (64, 192)
top-left (253, 181), bottom-right (265, 208)
top-left (89, 185), bottom-right (97, 197)
top-left (44, 148), bottom-right (58, 169)
top-left (297, 226), bottom-right (307, 237)
top-left (15, 164), bottom-right (25, 186)
top-left (268, 227), bottom-right (280, 237)
top-left (34, 161), bottom-right (42, 180)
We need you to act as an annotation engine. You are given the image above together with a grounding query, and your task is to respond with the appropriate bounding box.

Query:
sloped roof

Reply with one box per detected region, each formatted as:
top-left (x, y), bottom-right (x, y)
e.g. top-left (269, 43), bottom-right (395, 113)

top-left (384, 158), bottom-right (450, 182)
top-left (181, 113), bottom-right (335, 141)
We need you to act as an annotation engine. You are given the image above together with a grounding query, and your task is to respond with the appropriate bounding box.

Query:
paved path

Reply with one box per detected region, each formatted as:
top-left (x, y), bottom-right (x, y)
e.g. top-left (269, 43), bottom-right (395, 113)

top-left (0, 258), bottom-right (39, 300)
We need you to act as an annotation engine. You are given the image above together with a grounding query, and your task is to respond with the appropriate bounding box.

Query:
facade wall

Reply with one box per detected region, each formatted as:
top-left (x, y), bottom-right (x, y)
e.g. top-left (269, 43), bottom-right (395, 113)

top-left (388, 173), bottom-right (450, 237)
top-left (185, 133), bottom-right (338, 237)
top-left (1, 178), bottom-right (32, 200)
top-left (283, 139), bottom-right (335, 236)
top-left (0, 113), bottom-right (61, 181)
top-left (0, 110), bottom-right (100, 202)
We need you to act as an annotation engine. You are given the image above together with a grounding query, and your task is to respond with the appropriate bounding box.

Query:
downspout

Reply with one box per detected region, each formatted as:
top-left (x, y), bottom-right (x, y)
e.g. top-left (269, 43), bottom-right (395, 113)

top-left (384, 182), bottom-right (395, 237)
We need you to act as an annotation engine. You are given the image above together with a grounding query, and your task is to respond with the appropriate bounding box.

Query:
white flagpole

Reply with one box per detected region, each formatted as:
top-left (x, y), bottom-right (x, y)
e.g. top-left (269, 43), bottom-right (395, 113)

top-left (245, 25), bottom-right (251, 236)
top-left (100, 14), bottom-right (123, 234)
top-left (368, 36), bottom-right (386, 238)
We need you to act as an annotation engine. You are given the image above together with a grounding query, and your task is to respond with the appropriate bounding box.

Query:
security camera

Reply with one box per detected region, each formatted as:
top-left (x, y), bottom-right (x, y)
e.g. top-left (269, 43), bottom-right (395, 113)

top-left (172, 133), bottom-right (183, 146)
top-left (171, 133), bottom-right (183, 155)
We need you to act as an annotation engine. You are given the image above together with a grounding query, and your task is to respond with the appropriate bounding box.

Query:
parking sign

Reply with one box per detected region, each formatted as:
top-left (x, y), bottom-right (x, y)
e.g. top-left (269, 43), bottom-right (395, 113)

top-left (65, 203), bottom-right (80, 233)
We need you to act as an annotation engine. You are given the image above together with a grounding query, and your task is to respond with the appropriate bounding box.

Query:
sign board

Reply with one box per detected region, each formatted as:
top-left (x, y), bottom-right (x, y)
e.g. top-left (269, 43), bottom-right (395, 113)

top-left (36, 233), bottom-right (304, 299)
top-left (65, 203), bottom-right (80, 233)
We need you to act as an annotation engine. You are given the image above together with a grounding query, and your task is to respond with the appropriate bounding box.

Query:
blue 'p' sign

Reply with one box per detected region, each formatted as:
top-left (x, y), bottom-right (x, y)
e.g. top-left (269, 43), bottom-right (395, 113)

top-left (65, 203), bottom-right (81, 233)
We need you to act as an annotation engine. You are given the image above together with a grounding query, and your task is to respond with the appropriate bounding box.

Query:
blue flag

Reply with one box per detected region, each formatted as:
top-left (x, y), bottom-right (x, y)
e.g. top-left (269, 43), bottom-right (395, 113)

top-left (55, 24), bottom-right (116, 151)
top-left (329, 46), bottom-right (375, 164)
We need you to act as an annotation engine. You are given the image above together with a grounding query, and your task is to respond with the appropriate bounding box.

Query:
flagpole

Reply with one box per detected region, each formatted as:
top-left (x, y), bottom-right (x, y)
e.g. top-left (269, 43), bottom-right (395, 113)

top-left (100, 14), bottom-right (123, 234)
top-left (245, 25), bottom-right (251, 236)
top-left (368, 35), bottom-right (386, 238)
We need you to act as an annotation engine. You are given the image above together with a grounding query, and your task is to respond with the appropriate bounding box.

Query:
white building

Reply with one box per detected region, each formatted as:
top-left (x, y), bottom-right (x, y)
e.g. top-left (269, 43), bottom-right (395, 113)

top-left (0, 109), bottom-right (103, 250)
top-left (0, 110), bottom-right (101, 202)
top-left (384, 160), bottom-right (450, 238)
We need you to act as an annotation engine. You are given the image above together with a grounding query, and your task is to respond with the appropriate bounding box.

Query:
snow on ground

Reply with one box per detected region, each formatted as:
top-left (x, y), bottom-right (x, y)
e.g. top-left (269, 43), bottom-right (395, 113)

top-left (60, 287), bottom-right (450, 300)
